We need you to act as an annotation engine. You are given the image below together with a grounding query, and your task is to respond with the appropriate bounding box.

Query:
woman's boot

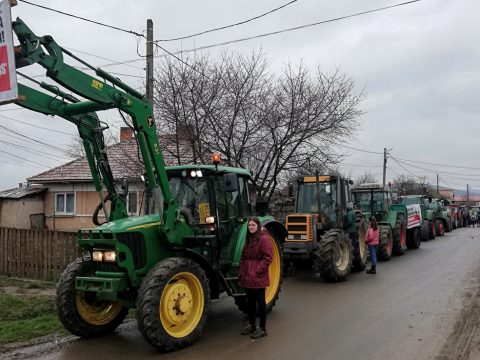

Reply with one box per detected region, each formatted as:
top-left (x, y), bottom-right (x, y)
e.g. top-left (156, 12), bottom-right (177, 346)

top-left (367, 265), bottom-right (376, 274)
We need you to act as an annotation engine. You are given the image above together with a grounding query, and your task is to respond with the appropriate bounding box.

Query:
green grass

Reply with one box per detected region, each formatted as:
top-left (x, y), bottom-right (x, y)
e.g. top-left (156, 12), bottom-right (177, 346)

top-left (0, 277), bottom-right (66, 345)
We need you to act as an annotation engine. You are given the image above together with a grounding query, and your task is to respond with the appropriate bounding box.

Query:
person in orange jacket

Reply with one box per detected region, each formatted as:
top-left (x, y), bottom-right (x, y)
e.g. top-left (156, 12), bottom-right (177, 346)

top-left (366, 217), bottom-right (380, 274)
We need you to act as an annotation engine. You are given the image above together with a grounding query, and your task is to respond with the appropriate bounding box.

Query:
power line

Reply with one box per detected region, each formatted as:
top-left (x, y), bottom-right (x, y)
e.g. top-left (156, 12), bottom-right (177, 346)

top-left (0, 114), bottom-right (76, 136)
top-left (0, 148), bottom-right (53, 168)
top-left (94, 1), bottom-right (422, 68)
top-left (156, 0), bottom-right (298, 42)
top-left (0, 125), bottom-right (77, 157)
top-left (0, 138), bottom-right (72, 160)
top-left (337, 143), bottom-right (384, 155)
top-left (156, 0), bottom-right (420, 55)
top-left (64, 47), bottom-right (145, 70)
top-left (18, 0), bottom-right (144, 37)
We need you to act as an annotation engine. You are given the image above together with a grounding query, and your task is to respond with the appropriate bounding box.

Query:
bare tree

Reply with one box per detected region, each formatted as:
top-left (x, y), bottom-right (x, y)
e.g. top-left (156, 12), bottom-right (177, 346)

top-left (154, 51), bottom-right (363, 201)
top-left (355, 171), bottom-right (378, 186)
top-left (394, 174), bottom-right (430, 196)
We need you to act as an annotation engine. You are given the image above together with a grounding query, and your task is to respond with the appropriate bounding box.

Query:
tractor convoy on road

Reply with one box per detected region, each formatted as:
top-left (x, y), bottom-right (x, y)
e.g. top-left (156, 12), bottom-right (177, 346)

top-left (1, 16), bottom-right (476, 354)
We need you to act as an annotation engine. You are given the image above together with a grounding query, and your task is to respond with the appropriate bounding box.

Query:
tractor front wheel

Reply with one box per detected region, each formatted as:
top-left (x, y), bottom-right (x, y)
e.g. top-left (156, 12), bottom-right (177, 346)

top-left (377, 225), bottom-right (393, 261)
top-left (352, 218), bottom-right (367, 271)
top-left (56, 259), bottom-right (128, 338)
top-left (393, 214), bottom-right (407, 256)
top-left (315, 229), bottom-right (352, 282)
top-left (420, 220), bottom-right (430, 242)
top-left (435, 219), bottom-right (445, 237)
top-left (235, 232), bottom-right (283, 314)
top-left (136, 258), bottom-right (209, 352)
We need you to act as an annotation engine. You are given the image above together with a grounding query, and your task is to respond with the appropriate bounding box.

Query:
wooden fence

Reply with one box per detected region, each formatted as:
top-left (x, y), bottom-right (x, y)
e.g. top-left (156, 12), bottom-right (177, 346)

top-left (0, 227), bottom-right (79, 282)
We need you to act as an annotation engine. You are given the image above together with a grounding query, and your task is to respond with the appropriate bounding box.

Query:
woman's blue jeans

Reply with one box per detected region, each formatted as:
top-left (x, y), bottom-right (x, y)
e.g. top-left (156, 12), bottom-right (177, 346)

top-left (368, 245), bottom-right (378, 266)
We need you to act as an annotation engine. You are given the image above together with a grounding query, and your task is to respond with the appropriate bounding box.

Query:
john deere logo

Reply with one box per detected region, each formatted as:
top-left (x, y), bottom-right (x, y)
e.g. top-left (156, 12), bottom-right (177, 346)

top-left (91, 79), bottom-right (104, 90)
top-left (147, 115), bottom-right (154, 127)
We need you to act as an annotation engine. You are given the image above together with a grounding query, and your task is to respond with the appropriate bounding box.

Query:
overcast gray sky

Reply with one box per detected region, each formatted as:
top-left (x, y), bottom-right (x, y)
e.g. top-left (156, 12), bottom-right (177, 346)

top-left (1, 0), bottom-right (479, 193)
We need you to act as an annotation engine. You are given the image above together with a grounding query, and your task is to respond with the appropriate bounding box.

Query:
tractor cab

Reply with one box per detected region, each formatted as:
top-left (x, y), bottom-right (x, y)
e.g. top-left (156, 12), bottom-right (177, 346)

top-left (352, 183), bottom-right (393, 221)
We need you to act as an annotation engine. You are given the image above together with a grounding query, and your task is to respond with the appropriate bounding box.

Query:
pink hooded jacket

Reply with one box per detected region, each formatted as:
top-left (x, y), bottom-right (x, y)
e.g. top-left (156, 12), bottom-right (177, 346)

top-left (366, 226), bottom-right (379, 246)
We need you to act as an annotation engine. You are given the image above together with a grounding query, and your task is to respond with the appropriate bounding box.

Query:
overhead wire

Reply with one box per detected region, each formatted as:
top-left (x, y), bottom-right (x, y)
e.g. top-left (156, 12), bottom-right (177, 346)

top-left (18, 0), bottom-right (144, 37)
top-left (156, 0), bottom-right (298, 42)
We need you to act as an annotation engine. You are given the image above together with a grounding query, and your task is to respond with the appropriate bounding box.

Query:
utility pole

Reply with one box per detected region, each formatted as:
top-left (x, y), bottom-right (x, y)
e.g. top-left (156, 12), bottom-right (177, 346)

top-left (383, 148), bottom-right (387, 189)
top-left (144, 19), bottom-right (154, 215)
top-left (146, 19), bottom-right (154, 103)
top-left (467, 184), bottom-right (470, 204)
top-left (436, 174), bottom-right (439, 197)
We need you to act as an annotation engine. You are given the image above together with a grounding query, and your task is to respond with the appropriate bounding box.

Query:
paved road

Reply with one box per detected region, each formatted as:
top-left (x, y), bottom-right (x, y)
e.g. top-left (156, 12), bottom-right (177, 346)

top-left (5, 227), bottom-right (480, 360)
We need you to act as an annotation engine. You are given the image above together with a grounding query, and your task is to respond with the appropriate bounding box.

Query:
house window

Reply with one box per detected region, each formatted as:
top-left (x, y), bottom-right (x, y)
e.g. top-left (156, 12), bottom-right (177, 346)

top-left (55, 193), bottom-right (75, 215)
top-left (128, 192), bottom-right (138, 215)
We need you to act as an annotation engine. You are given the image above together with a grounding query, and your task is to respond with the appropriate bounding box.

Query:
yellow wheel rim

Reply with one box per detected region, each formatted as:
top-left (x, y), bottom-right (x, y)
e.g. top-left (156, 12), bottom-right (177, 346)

top-left (76, 292), bottom-right (123, 326)
top-left (265, 234), bottom-right (281, 305)
top-left (335, 240), bottom-right (350, 271)
top-left (160, 272), bottom-right (204, 338)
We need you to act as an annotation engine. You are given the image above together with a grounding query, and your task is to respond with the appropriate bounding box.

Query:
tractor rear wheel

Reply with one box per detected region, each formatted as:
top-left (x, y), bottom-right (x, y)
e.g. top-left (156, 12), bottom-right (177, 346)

top-left (235, 233), bottom-right (283, 314)
top-left (428, 219), bottom-right (436, 240)
top-left (56, 259), bottom-right (128, 338)
top-left (393, 214), bottom-right (407, 256)
top-left (407, 228), bottom-right (421, 249)
top-left (136, 257), bottom-right (209, 352)
top-left (420, 220), bottom-right (429, 242)
top-left (377, 225), bottom-right (393, 261)
top-left (435, 219), bottom-right (445, 237)
top-left (315, 229), bottom-right (352, 282)
top-left (352, 218), bottom-right (367, 271)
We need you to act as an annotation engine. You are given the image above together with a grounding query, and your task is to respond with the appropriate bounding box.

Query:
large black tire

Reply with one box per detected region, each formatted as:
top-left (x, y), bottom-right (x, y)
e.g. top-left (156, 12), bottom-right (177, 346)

top-left (315, 229), bottom-right (352, 282)
top-left (56, 258), bottom-right (129, 338)
top-left (435, 219), bottom-right (445, 237)
top-left (420, 220), bottom-right (429, 242)
top-left (352, 217), bottom-right (367, 271)
top-left (407, 228), bottom-right (421, 249)
top-left (393, 214), bottom-right (407, 256)
top-left (377, 225), bottom-right (393, 261)
top-left (136, 257), bottom-right (209, 352)
top-left (445, 217), bottom-right (452, 233)
top-left (428, 219), bottom-right (436, 240)
top-left (234, 233), bottom-right (283, 314)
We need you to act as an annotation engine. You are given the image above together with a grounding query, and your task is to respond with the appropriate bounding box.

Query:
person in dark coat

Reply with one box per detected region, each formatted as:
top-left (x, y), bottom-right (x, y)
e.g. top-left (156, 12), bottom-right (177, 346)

top-left (238, 216), bottom-right (273, 339)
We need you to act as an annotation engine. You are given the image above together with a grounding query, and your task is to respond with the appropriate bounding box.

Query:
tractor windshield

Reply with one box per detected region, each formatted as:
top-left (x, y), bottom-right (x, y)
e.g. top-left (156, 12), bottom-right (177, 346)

top-left (353, 191), bottom-right (385, 212)
top-left (296, 182), bottom-right (337, 222)
top-left (169, 177), bottom-right (210, 224)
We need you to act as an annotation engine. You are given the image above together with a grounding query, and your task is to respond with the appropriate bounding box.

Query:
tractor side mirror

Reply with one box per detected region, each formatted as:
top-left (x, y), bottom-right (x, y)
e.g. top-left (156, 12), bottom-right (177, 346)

top-left (223, 173), bottom-right (239, 192)
top-left (288, 184), bottom-right (294, 197)
top-left (255, 201), bottom-right (269, 216)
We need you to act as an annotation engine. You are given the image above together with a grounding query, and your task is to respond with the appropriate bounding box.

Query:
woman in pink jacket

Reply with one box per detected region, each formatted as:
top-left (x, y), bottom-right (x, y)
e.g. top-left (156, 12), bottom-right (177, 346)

top-left (366, 217), bottom-right (380, 274)
top-left (238, 216), bottom-right (273, 339)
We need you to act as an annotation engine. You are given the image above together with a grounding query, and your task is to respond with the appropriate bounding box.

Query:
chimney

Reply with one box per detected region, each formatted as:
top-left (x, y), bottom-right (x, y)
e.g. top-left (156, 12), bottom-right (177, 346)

top-left (18, 182), bottom-right (23, 189)
top-left (120, 127), bottom-right (134, 142)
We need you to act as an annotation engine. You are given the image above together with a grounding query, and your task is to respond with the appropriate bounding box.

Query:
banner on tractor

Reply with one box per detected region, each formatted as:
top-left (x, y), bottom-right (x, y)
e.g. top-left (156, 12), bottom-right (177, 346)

top-left (406, 204), bottom-right (422, 229)
top-left (0, 0), bottom-right (17, 103)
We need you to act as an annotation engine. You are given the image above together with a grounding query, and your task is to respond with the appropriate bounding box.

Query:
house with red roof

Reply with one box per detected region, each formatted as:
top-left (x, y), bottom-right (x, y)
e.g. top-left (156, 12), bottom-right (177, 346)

top-left (0, 127), bottom-right (194, 230)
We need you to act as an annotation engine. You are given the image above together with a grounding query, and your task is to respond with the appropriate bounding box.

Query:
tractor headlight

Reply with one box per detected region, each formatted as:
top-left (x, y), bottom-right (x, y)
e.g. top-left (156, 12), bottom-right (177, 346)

top-left (103, 251), bottom-right (116, 262)
top-left (92, 250), bottom-right (103, 262)
top-left (287, 234), bottom-right (294, 240)
top-left (300, 234), bottom-right (307, 240)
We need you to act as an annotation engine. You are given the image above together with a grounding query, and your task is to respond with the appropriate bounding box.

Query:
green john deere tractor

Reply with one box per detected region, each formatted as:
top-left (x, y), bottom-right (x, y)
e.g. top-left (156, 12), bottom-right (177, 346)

top-left (351, 183), bottom-right (406, 261)
top-left (423, 197), bottom-right (452, 235)
top-left (6, 18), bottom-right (287, 352)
